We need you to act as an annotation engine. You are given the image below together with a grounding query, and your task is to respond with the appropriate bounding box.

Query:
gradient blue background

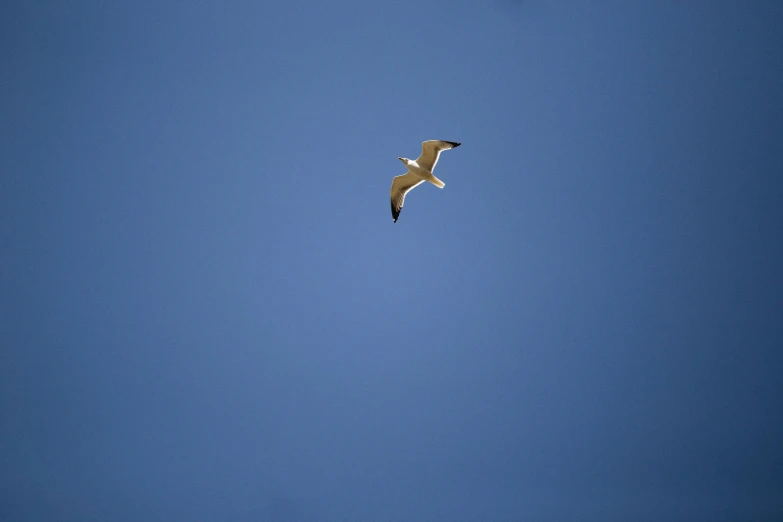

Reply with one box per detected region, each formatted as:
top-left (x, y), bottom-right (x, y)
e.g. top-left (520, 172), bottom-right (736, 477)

top-left (2, 1), bottom-right (782, 520)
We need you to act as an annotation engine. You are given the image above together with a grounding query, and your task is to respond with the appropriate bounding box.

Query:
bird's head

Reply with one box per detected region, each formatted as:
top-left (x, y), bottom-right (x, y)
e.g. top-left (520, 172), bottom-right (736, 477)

top-left (398, 157), bottom-right (409, 164)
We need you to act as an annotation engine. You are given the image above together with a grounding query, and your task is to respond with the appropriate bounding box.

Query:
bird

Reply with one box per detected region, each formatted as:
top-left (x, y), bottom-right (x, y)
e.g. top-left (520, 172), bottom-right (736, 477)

top-left (390, 140), bottom-right (461, 222)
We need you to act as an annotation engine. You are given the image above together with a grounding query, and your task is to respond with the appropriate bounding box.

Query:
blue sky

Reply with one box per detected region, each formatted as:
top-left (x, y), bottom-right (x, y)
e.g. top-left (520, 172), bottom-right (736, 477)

top-left (1, 1), bottom-right (782, 520)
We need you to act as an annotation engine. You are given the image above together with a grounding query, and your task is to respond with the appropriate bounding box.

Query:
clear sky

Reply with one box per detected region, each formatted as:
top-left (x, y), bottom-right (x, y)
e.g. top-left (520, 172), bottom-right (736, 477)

top-left (2, 1), bottom-right (782, 520)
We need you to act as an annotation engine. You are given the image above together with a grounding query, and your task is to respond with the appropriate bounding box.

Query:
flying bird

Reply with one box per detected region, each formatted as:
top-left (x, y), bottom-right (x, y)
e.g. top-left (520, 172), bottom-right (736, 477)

top-left (390, 140), bottom-right (461, 223)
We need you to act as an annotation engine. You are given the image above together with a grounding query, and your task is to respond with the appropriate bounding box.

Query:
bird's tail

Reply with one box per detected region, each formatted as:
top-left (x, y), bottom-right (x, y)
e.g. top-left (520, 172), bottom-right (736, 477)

top-left (424, 173), bottom-right (445, 189)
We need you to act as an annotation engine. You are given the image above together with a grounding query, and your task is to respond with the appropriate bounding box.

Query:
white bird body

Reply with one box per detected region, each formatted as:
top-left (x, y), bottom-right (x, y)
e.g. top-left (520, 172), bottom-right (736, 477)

top-left (390, 140), bottom-right (461, 222)
top-left (398, 159), bottom-right (445, 188)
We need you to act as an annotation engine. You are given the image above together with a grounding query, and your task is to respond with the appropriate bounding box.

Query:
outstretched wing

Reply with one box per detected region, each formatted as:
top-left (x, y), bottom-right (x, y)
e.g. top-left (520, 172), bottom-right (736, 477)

top-left (390, 172), bottom-right (424, 223)
top-left (415, 140), bottom-right (461, 172)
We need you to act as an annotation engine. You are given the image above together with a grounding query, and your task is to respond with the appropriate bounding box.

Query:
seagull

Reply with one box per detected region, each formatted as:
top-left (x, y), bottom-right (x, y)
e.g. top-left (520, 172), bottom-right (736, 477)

top-left (390, 140), bottom-right (461, 222)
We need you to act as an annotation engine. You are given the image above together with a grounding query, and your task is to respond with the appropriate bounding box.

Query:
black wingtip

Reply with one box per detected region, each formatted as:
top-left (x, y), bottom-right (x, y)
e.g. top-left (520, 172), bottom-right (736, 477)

top-left (446, 141), bottom-right (461, 148)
